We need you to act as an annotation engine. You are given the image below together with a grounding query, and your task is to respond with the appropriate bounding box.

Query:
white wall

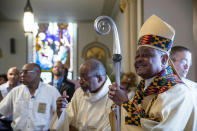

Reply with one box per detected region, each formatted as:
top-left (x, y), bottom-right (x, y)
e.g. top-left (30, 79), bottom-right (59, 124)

top-left (75, 22), bottom-right (113, 76)
top-left (112, 0), bottom-right (141, 74)
top-left (113, 8), bottom-right (131, 73)
top-left (0, 21), bottom-right (26, 74)
top-left (144, 0), bottom-right (195, 81)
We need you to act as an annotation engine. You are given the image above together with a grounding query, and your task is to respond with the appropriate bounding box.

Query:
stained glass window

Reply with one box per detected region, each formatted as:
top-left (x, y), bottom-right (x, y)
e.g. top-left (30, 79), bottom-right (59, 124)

top-left (33, 22), bottom-right (73, 83)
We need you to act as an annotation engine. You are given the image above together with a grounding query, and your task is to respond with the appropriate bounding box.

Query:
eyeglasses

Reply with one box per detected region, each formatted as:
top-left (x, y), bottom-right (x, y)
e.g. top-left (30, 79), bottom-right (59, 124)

top-left (20, 70), bottom-right (35, 75)
top-left (79, 75), bottom-right (97, 82)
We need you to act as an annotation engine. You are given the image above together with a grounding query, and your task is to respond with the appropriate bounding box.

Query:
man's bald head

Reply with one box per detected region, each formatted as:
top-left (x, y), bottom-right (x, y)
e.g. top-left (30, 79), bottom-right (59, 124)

top-left (79, 59), bottom-right (107, 93)
top-left (7, 67), bottom-right (20, 87)
top-left (54, 61), bottom-right (64, 68)
top-left (23, 63), bottom-right (41, 73)
top-left (82, 59), bottom-right (106, 77)
top-left (7, 67), bottom-right (19, 75)
top-left (20, 63), bottom-right (41, 87)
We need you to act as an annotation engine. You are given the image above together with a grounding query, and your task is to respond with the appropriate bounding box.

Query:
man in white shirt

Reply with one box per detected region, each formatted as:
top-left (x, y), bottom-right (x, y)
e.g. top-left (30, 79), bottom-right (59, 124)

top-left (108, 15), bottom-right (197, 130)
top-left (0, 67), bottom-right (20, 100)
top-left (51, 59), bottom-right (113, 131)
top-left (0, 67), bottom-right (20, 130)
top-left (170, 45), bottom-right (197, 89)
top-left (0, 63), bottom-right (60, 131)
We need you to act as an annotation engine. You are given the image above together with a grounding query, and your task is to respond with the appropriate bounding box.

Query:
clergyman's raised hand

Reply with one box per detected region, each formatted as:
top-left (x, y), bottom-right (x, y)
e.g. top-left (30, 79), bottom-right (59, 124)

top-left (56, 91), bottom-right (69, 118)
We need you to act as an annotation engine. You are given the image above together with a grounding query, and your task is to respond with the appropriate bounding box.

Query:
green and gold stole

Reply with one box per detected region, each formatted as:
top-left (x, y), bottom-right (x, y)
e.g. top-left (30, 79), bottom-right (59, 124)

top-left (122, 66), bottom-right (183, 126)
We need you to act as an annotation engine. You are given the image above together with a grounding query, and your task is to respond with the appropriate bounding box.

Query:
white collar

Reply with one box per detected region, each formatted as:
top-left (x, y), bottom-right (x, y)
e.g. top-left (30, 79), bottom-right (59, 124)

top-left (5, 81), bottom-right (9, 88)
top-left (24, 82), bottom-right (42, 98)
top-left (4, 81), bottom-right (20, 90)
top-left (5, 81), bottom-right (20, 88)
top-left (84, 76), bottom-right (111, 103)
top-left (144, 76), bottom-right (156, 91)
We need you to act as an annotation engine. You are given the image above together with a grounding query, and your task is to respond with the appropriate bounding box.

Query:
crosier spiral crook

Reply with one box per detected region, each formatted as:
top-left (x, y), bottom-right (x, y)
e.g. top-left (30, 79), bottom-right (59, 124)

top-left (94, 16), bottom-right (122, 131)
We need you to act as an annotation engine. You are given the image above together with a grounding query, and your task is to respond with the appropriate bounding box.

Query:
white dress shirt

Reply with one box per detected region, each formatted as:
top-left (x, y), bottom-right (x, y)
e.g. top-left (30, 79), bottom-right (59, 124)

top-left (0, 82), bottom-right (12, 98)
top-left (0, 82), bottom-right (60, 131)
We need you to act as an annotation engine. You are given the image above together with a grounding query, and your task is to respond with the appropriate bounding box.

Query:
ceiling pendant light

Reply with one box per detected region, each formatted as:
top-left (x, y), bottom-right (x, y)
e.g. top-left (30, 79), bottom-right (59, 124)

top-left (23, 0), bottom-right (34, 34)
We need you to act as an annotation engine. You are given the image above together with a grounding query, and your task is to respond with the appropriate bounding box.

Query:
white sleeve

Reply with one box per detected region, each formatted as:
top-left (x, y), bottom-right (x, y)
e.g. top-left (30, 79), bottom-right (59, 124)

top-left (51, 110), bottom-right (69, 131)
top-left (52, 88), bottom-right (61, 112)
top-left (0, 89), bottom-right (14, 117)
top-left (141, 84), bottom-right (197, 131)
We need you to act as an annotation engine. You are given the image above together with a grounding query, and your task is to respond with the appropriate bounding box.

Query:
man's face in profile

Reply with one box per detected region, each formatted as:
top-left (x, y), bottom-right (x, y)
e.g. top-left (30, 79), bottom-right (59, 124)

top-left (173, 51), bottom-right (192, 78)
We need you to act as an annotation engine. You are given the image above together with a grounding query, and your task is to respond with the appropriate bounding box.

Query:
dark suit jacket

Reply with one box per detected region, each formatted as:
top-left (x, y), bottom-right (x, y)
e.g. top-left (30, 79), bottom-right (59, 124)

top-left (49, 78), bottom-right (75, 102)
top-left (59, 79), bottom-right (75, 102)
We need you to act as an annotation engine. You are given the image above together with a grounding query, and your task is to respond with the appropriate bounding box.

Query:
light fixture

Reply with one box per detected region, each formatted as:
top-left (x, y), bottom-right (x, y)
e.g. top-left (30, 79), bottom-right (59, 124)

top-left (23, 0), bottom-right (34, 34)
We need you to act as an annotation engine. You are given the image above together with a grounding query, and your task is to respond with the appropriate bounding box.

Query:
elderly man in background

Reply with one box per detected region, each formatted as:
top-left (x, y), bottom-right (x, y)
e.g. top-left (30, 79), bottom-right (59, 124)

top-left (0, 67), bottom-right (20, 130)
top-left (51, 59), bottom-right (113, 131)
top-left (170, 45), bottom-right (197, 89)
top-left (0, 63), bottom-right (60, 130)
top-left (0, 67), bottom-right (20, 100)
top-left (108, 15), bottom-right (197, 130)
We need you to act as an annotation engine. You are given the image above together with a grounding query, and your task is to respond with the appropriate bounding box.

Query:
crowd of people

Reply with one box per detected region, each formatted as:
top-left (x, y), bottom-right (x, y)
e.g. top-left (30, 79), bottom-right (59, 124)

top-left (0, 14), bottom-right (197, 131)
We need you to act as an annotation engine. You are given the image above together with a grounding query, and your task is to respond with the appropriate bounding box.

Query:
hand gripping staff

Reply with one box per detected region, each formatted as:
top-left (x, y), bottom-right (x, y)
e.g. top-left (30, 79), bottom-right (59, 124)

top-left (94, 16), bottom-right (122, 131)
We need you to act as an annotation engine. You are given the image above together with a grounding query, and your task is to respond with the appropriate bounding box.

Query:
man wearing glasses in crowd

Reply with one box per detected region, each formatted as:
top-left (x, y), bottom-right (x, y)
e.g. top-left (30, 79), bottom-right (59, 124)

top-left (0, 63), bottom-right (60, 130)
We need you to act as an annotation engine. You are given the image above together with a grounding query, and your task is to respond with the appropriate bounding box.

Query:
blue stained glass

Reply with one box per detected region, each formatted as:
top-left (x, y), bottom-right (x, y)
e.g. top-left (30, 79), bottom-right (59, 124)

top-left (35, 23), bottom-right (71, 71)
top-left (62, 29), bottom-right (71, 43)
